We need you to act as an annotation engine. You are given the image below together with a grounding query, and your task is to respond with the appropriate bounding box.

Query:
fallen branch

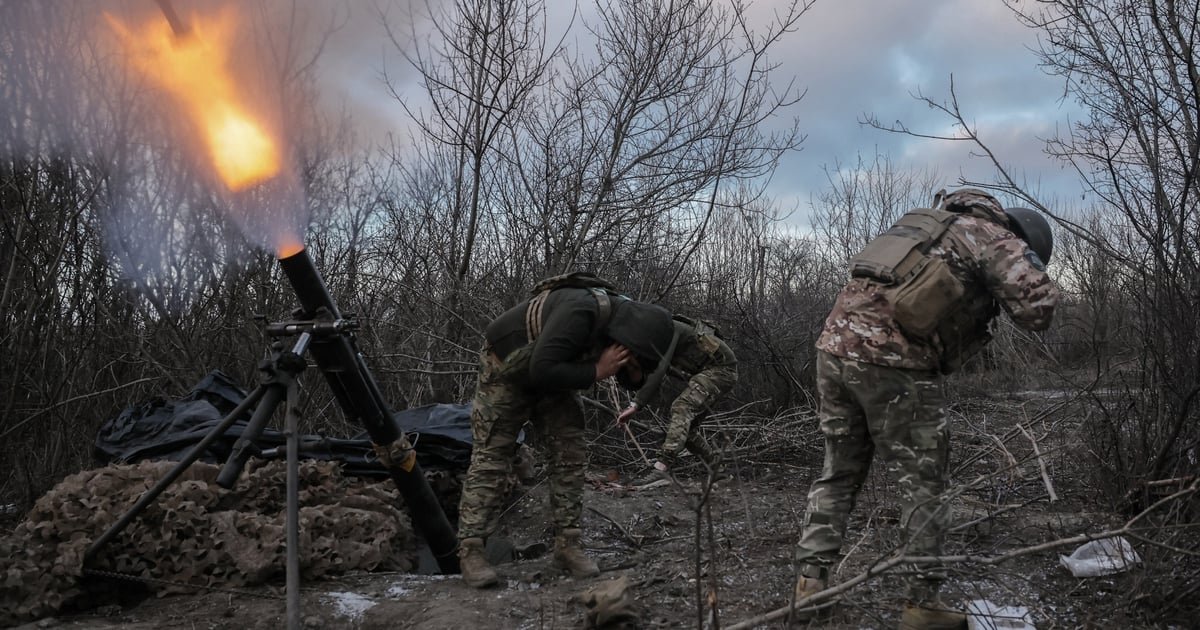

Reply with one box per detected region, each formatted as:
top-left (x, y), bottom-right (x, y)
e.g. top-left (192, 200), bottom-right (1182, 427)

top-left (986, 431), bottom-right (1022, 480)
top-left (586, 505), bottom-right (643, 547)
top-left (623, 423), bottom-right (655, 467)
top-left (727, 479), bottom-right (1199, 629)
top-left (1018, 424), bottom-right (1057, 502)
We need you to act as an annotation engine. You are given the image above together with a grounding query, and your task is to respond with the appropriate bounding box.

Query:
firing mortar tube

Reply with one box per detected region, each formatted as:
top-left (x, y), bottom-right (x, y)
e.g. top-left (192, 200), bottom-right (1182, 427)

top-left (277, 247), bottom-right (460, 573)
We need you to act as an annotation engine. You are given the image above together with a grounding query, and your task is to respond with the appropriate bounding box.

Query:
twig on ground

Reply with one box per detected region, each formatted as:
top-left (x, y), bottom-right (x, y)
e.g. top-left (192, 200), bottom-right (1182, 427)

top-left (949, 497), bottom-right (1041, 534)
top-left (586, 505), bottom-right (643, 548)
top-left (1018, 424), bottom-right (1057, 502)
top-left (623, 423), bottom-right (655, 467)
top-left (726, 479), bottom-right (1200, 630)
top-left (986, 432), bottom-right (1022, 480)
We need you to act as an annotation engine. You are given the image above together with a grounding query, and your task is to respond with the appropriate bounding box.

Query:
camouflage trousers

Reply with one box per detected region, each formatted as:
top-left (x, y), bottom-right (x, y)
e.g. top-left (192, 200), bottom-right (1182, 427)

top-left (796, 351), bottom-right (951, 600)
top-left (660, 364), bottom-right (738, 465)
top-left (457, 344), bottom-right (588, 540)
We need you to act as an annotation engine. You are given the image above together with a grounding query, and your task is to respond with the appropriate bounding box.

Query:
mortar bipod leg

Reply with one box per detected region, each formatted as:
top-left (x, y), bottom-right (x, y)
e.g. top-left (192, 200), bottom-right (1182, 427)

top-left (83, 385), bottom-right (268, 565)
top-left (285, 375), bottom-right (302, 630)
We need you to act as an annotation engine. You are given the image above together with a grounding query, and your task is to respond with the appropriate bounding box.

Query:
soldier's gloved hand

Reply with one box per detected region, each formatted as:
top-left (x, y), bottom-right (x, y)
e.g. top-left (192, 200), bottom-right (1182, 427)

top-left (595, 344), bottom-right (631, 381)
top-left (616, 403), bottom-right (638, 427)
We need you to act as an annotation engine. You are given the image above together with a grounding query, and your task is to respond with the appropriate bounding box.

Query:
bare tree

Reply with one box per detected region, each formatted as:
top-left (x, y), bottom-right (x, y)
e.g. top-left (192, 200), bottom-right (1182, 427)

top-left (1006, 0), bottom-right (1200, 487)
top-left (811, 151), bottom-right (942, 265)
top-left (385, 0), bottom-right (554, 297)
top-left (378, 0), bottom-right (556, 399)
top-left (507, 0), bottom-right (811, 297)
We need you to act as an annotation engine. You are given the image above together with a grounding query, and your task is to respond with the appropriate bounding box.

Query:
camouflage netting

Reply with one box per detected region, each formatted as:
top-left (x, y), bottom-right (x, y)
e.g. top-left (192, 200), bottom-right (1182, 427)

top-left (0, 459), bottom-right (430, 625)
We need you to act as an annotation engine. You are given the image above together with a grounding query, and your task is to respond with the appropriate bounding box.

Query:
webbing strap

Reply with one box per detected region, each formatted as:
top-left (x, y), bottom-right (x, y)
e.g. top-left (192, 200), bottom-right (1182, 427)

top-left (524, 287), bottom-right (613, 344)
top-left (590, 288), bottom-right (611, 337)
top-left (525, 290), bottom-right (550, 342)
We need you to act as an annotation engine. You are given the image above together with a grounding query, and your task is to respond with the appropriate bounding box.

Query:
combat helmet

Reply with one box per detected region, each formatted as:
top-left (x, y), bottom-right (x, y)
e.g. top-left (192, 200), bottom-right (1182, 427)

top-left (1003, 207), bottom-right (1053, 264)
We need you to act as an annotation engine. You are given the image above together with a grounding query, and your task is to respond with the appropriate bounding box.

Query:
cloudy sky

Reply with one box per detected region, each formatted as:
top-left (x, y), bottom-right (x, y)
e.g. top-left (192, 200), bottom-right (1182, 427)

top-left (312, 0), bottom-right (1087, 226)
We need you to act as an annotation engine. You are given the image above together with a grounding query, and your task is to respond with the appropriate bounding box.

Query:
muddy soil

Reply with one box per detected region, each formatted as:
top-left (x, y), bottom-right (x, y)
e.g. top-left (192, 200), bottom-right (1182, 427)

top-left (5, 397), bottom-right (1192, 630)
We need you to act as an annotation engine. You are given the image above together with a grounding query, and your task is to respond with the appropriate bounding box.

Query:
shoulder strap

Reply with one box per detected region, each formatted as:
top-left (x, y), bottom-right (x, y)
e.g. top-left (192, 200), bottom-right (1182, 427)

top-left (524, 287), bottom-right (615, 344)
top-left (590, 288), bottom-right (612, 340)
top-left (525, 290), bottom-right (550, 342)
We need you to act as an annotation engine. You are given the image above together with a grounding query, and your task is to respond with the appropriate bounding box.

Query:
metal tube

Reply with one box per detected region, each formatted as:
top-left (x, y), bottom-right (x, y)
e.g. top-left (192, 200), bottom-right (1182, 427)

top-left (285, 378), bottom-right (301, 630)
top-left (216, 386), bottom-right (285, 488)
top-left (217, 334), bottom-right (309, 489)
top-left (277, 248), bottom-right (459, 572)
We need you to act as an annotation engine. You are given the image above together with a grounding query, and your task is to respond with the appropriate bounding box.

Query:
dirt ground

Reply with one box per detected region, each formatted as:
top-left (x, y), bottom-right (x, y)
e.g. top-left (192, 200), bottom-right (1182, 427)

top-left (4, 395), bottom-right (1195, 630)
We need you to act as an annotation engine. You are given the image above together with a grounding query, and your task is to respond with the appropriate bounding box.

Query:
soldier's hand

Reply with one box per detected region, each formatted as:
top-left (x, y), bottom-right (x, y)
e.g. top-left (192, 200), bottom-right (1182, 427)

top-left (616, 403), bottom-right (638, 427)
top-left (595, 344), bottom-right (632, 381)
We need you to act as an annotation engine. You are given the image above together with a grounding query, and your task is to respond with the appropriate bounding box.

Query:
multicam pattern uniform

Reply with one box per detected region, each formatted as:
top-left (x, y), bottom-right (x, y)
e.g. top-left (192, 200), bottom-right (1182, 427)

top-left (815, 197), bottom-right (1058, 372)
top-left (457, 344), bottom-right (588, 539)
top-left (797, 193), bottom-right (1059, 598)
top-left (660, 321), bottom-right (738, 464)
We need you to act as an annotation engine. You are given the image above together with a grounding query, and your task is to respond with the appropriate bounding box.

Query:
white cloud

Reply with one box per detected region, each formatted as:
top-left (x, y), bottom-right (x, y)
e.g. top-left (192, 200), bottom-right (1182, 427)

top-left (299, 0), bottom-right (1085, 216)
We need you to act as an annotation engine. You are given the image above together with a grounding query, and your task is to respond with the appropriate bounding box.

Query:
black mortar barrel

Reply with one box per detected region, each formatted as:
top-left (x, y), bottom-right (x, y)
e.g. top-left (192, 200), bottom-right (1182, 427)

top-left (278, 248), bottom-right (460, 573)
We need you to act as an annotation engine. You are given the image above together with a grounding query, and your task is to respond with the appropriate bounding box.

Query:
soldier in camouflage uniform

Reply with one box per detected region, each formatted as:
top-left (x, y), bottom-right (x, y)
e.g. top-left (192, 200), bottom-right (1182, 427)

top-left (457, 282), bottom-right (675, 588)
top-left (793, 189), bottom-right (1059, 629)
top-left (616, 316), bottom-right (738, 479)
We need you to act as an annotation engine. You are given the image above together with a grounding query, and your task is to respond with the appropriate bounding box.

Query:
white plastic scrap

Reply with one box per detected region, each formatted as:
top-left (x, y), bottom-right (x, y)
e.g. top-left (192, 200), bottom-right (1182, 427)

top-left (966, 599), bottom-right (1036, 630)
top-left (1059, 536), bottom-right (1141, 577)
top-left (324, 591), bottom-right (377, 621)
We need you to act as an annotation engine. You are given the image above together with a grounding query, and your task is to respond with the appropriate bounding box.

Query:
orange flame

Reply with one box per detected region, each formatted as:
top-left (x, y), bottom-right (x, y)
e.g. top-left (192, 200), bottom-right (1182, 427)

top-left (106, 8), bottom-right (280, 191)
top-left (276, 235), bottom-right (305, 259)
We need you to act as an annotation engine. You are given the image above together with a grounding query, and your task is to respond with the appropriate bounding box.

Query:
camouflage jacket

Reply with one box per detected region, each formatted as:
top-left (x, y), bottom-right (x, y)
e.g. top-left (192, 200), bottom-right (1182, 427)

top-left (632, 319), bottom-right (737, 407)
top-left (816, 202), bottom-right (1060, 373)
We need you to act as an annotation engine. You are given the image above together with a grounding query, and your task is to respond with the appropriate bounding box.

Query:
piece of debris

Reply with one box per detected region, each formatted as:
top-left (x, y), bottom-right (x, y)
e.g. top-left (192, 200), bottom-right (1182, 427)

top-left (581, 575), bottom-right (640, 629)
top-left (323, 591), bottom-right (376, 622)
top-left (1059, 536), bottom-right (1141, 577)
top-left (966, 599), bottom-right (1035, 629)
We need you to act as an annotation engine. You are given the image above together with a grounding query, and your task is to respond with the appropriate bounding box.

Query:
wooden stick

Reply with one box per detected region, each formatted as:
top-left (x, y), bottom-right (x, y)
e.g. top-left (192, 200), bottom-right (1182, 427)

top-left (1018, 424), bottom-right (1058, 502)
top-left (624, 422), bottom-right (655, 467)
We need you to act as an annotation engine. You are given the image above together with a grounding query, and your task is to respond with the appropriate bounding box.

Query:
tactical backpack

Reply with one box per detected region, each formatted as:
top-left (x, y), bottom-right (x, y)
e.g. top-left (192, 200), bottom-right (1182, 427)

top-left (525, 271), bottom-right (622, 343)
top-left (848, 208), bottom-right (965, 338)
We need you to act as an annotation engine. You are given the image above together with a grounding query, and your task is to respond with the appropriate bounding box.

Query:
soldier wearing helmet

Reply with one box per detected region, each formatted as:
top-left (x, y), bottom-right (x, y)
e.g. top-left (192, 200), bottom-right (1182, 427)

top-left (793, 188), bottom-right (1059, 628)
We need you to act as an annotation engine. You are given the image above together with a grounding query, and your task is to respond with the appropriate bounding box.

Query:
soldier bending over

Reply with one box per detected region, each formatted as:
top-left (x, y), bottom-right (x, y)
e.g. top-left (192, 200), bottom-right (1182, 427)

top-left (794, 189), bottom-right (1059, 629)
top-left (457, 276), bottom-right (675, 588)
top-left (616, 314), bottom-right (738, 482)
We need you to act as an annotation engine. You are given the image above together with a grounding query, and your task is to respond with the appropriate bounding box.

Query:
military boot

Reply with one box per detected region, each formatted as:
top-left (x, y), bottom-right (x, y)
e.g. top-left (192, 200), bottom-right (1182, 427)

top-left (789, 567), bottom-right (832, 623)
top-left (458, 537), bottom-right (499, 588)
top-left (898, 599), bottom-right (968, 630)
top-left (794, 575), bottom-right (826, 602)
top-left (552, 528), bottom-right (600, 578)
top-left (632, 460), bottom-right (671, 486)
